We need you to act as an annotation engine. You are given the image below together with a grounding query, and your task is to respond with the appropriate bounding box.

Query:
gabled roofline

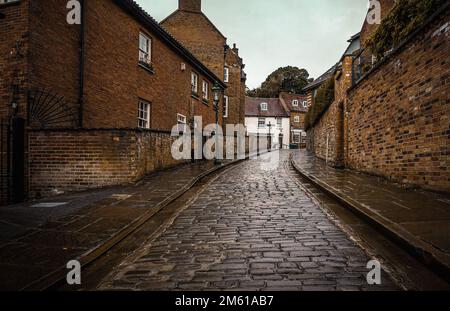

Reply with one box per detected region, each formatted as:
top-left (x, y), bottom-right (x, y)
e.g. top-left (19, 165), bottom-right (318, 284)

top-left (160, 10), bottom-right (227, 40)
top-left (303, 63), bottom-right (338, 92)
top-left (114, 0), bottom-right (226, 89)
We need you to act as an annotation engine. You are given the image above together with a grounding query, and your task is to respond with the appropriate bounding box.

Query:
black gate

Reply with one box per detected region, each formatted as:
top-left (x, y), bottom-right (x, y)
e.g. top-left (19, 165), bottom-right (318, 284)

top-left (0, 117), bottom-right (25, 206)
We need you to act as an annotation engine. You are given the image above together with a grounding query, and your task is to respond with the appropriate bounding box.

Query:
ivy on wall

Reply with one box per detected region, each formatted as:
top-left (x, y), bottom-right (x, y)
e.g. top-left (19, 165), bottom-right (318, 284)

top-left (366, 0), bottom-right (447, 59)
top-left (304, 78), bottom-right (335, 131)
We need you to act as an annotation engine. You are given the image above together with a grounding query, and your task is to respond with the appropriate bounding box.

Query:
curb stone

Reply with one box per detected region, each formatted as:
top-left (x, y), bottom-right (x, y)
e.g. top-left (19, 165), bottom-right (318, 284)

top-left (289, 154), bottom-right (450, 283)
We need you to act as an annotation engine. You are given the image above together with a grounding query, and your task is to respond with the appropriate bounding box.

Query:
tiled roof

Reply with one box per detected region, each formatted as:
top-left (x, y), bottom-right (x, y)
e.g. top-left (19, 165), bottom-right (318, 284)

top-left (279, 92), bottom-right (308, 113)
top-left (245, 97), bottom-right (289, 117)
top-left (303, 63), bottom-right (338, 92)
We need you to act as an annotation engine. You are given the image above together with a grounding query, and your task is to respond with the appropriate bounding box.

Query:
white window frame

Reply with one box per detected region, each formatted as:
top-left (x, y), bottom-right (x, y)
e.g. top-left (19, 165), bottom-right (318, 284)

top-left (302, 101), bottom-right (308, 108)
top-left (258, 118), bottom-right (266, 128)
top-left (293, 133), bottom-right (301, 144)
top-left (224, 67), bottom-right (229, 83)
top-left (191, 72), bottom-right (198, 94)
top-left (223, 95), bottom-right (229, 118)
top-left (202, 81), bottom-right (209, 101)
top-left (292, 100), bottom-right (299, 107)
top-left (277, 118), bottom-right (282, 129)
top-left (177, 113), bottom-right (187, 133)
top-left (138, 100), bottom-right (150, 129)
top-left (139, 32), bottom-right (151, 65)
top-left (260, 103), bottom-right (268, 111)
top-left (294, 116), bottom-right (300, 123)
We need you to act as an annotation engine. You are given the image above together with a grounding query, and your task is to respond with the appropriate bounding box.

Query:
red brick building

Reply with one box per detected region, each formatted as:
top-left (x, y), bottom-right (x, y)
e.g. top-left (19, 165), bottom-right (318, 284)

top-left (161, 0), bottom-right (247, 130)
top-left (0, 0), bottom-right (226, 203)
top-left (279, 92), bottom-right (308, 148)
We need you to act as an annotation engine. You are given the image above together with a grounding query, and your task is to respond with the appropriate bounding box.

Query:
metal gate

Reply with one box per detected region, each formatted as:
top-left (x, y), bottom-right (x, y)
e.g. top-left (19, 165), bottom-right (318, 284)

top-left (0, 117), bottom-right (25, 206)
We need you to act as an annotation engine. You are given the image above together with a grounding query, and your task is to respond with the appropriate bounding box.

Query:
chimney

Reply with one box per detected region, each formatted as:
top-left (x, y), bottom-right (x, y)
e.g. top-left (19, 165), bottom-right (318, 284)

top-left (179, 0), bottom-right (201, 12)
top-left (232, 43), bottom-right (238, 53)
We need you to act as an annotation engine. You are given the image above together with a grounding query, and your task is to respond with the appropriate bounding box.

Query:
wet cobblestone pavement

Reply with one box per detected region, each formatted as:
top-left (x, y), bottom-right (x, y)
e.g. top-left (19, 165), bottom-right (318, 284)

top-left (99, 151), bottom-right (399, 291)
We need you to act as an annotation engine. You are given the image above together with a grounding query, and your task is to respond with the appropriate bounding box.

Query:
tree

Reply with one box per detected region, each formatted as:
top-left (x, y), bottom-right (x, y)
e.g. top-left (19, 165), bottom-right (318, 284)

top-left (247, 66), bottom-right (310, 98)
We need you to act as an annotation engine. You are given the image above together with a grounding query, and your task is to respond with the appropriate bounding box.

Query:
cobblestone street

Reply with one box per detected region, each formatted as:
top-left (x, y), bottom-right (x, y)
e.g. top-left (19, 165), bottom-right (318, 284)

top-left (99, 151), bottom-right (398, 291)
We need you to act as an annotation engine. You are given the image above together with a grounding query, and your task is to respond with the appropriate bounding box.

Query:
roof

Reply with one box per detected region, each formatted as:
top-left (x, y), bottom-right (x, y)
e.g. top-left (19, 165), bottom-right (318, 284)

top-left (279, 92), bottom-right (308, 113)
top-left (160, 9), bottom-right (227, 40)
top-left (245, 97), bottom-right (289, 118)
top-left (114, 0), bottom-right (226, 89)
top-left (302, 63), bottom-right (338, 92)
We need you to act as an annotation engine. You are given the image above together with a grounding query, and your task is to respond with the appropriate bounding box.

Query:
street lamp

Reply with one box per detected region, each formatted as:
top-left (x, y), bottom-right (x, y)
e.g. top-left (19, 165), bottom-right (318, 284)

top-left (267, 121), bottom-right (274, 151)
top-left (212, 81), bottom-right (222, 165)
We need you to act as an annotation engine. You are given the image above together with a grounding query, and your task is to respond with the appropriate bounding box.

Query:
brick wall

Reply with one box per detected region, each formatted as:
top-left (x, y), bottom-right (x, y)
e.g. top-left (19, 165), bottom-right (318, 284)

top-left (306, 100), bottom-right (344, 168)
top-left (161, 8), bottom-right (226, 80)
top-left (28, 129), bottom-right (186, 198)
top-left (83, 0), bottom-right (221, 130)
top-left (224, 47), bottom-right (245, 127)
top-left (346, 8), bottom-right (450, 192)
top-left (0, 0), bottom-right (29, 119)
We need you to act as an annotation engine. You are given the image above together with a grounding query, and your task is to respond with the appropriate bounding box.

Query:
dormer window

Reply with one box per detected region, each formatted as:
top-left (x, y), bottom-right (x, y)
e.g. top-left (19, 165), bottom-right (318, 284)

top-left (260, 103), bottom-right (268, 111)
top-left (292, 100), bottom-right (299, 107)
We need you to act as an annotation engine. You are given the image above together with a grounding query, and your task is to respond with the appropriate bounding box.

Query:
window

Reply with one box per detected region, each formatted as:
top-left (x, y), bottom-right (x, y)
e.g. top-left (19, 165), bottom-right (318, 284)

top-left (292, 100), bottom-right (299, 107)
top-left (224, 67), bottom-right (229, 83)
top-left (139, 33), bottom-right (151, 65)
top-left (302, 101), bottom-right (308, 108)
top-left (277, 118), bottom-right (282, 128)
top-left (138, 100), bottom-right (150, 129)
top-left (293, 133), bottom-right (301, 144)
top-left (294, 116), bottom-right (300, 123)
top-left (0, 0), bottom-right (20, 4)
top-left (177, 113), bottom-right (187, 133)
top-left (260, 102), bottom-right (268, 111)
top-left (223, 96), bottom-right (229, 118)
top-left (202, 81), bottom-right (209, 101)
top-left (258, 118), bottom-right (266, 128)
top-left (191, 72), bottom-right (198, 94)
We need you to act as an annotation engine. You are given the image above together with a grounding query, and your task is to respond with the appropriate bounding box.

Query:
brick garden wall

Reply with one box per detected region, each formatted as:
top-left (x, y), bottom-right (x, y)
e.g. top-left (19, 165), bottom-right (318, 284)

top-left (346, 9), bottom-right (450, 192)
top-left (28, 129), bottom-right (186, 198)
top-left (306, 100), bottom-right (343, 168)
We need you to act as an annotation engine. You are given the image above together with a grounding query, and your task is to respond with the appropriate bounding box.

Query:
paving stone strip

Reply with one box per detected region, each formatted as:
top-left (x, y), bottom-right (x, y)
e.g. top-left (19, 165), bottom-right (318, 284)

top-left (99, 151), bottom-right (399, 291)
top-left (0, 160), bottom-right (237, 290)
top-left (291, 150), bottom-right (450, 281)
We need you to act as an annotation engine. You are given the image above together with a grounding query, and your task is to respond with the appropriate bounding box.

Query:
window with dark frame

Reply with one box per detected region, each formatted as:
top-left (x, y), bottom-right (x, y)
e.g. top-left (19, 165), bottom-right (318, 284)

top-left (258, 118), bottom-right (266, 128)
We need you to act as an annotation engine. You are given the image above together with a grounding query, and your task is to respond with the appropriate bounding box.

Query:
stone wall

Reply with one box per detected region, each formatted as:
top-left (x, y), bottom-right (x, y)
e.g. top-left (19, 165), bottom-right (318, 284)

top-left (346, 8), bottom-right (450, 192)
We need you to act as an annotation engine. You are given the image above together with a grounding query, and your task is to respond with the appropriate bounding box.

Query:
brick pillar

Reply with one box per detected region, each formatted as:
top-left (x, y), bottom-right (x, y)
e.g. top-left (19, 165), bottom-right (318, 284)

top-left (179, 0), bottom-right (201, 12)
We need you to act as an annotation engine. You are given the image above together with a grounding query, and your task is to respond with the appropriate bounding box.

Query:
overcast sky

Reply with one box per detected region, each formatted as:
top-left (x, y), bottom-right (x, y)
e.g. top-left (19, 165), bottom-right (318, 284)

top-left (136, 0), bottom-right (369, 89)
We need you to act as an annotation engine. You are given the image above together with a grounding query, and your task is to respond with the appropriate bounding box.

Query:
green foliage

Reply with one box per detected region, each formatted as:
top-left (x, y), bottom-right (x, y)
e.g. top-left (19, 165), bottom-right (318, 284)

top-left (247, 66), bottom-right (310, 98)
top-left (304, 78), bottom-right (335, 131)
top-left (367, 0), bottom-right (447, 59)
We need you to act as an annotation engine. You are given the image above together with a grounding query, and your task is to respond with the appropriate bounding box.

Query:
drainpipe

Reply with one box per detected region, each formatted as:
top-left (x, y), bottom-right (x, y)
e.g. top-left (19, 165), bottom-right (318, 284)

top-left (326, 132), bottom-right (330, 165)
top-left (78, 0), bottom-right (86, 128)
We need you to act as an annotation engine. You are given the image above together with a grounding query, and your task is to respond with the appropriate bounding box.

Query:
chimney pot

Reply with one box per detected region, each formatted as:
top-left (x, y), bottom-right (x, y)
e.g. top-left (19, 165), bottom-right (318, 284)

top-left (179, 0), bottom-right (201, 12)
